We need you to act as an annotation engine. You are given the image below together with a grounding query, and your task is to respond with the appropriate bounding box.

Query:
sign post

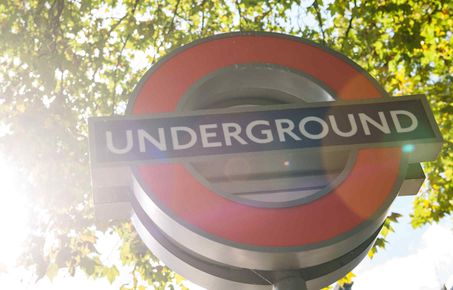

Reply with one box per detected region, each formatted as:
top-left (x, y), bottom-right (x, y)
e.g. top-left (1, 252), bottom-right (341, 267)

top-left (272, 272), bottom-right (307, 290)
top-left (89, 32), bottom-right (442, 289)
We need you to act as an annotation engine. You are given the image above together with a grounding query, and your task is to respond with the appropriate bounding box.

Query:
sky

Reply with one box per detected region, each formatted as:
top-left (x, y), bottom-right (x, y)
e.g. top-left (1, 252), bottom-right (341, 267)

top-left (353, 197), bottom-right (453, 289)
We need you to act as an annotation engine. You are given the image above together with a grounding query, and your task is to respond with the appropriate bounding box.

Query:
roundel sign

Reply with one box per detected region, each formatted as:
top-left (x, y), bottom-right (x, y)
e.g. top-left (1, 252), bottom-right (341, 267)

top-left (89, 33), bottom-right (442, 289)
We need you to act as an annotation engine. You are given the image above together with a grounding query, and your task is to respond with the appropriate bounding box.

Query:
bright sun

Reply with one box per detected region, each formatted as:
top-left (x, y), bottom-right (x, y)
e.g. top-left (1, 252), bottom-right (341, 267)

top-left (0, 154), bottom-right (29, 270)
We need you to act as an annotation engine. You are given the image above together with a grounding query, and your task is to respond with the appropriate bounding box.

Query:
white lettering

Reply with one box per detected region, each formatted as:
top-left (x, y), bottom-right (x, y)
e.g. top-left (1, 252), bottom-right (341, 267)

top-left (390, 110), bottom-right (418, 133)
top-left (222, 123), bottom-right (247, 146)
top-left (138, 128), bottom-right (166, 152)
top-left (329, 114), bottom-right (358, 137)
top-left (299, 116), bottom-right (329, 139)
top-left (275, 119), bottom-right (301, 141)
top-left (106, 130), bottom-right (133, 154)
top-left (246, 120), bottom-right (273, 144)
top-left (171, 127), bottom-right (197, 150)
top-left (199, 124), bottom-right (222, 148)
top-left (359, 112), bottom-right (390, 135)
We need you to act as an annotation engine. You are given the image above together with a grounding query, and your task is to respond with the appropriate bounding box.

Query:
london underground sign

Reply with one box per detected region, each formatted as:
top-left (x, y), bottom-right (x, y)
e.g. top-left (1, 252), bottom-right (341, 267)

top-left (91, 96), bottom-right (436, 165)
top-left (89, 33), bottom-right (442, 289)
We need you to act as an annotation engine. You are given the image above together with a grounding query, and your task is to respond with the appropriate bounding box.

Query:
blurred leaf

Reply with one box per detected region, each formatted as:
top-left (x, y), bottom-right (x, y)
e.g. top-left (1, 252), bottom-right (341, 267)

top-left (46, 263), bottom-right (59, 281)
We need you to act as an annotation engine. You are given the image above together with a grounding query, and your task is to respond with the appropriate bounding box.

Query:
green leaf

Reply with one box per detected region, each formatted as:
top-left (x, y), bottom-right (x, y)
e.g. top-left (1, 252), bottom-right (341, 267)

top-left (46, 263), bottom-right (59, 281)
top-left (105, 266), bottom-right (120, 284)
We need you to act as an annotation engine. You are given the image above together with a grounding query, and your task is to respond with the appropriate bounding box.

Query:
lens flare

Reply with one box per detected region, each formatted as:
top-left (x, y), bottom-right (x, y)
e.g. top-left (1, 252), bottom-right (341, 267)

top-left (402, 144), bottom-right (415, 153)
top-left (0, 155), bottom-right (29, 269)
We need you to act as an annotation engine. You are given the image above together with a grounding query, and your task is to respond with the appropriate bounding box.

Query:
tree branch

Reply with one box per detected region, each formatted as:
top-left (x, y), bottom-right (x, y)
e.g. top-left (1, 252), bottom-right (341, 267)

top-left (107, 0), bottom-right (141, 35)
top-left (313, 0), bottom-right (326, 43)
top-left (257, 6), bottom-right (272, 25)
top-left (111, 32), bottom-right (132, 114)
top-left (106, 0), bottom-right (141, 114)
top-left (235, 0), bottom-right (243, 31)
top-left (165, 0), bottom-right (182, 36)
top-left (341, 0), bottom-right (357, 51)
top-left (200, 0), bottom-right (207, 36)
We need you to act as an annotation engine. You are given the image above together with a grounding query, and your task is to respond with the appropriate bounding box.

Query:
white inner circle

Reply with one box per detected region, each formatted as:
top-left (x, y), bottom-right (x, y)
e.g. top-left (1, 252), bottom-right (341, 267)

top-left (178, 64), bottom-right (351, 207)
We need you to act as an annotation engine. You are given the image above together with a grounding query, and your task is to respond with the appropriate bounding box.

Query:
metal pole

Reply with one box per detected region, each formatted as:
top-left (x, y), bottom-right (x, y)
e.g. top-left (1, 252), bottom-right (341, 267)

top-left (272, 272), bottom-right (308, 290)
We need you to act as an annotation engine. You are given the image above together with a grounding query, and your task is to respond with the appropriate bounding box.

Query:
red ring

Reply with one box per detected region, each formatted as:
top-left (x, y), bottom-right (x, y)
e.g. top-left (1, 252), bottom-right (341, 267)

top-left (131, 34), bottom-right (402, 247)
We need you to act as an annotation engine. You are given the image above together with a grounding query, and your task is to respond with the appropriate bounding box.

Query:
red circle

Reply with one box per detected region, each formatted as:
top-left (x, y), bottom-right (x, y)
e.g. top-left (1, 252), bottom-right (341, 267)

top-left (131, 34), bottom-right (402, 247)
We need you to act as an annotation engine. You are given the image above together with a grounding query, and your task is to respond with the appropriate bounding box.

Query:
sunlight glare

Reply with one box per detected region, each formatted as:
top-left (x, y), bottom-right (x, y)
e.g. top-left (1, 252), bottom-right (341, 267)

top-left (0, 154), bottom-right (29, 269)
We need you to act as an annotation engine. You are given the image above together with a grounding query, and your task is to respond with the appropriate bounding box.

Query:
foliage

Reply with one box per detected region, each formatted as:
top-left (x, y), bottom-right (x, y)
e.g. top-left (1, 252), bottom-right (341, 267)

top-left (367, 212), bottom-right (402, 259)
top-left (0, 0), bottom-right (451, 288)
